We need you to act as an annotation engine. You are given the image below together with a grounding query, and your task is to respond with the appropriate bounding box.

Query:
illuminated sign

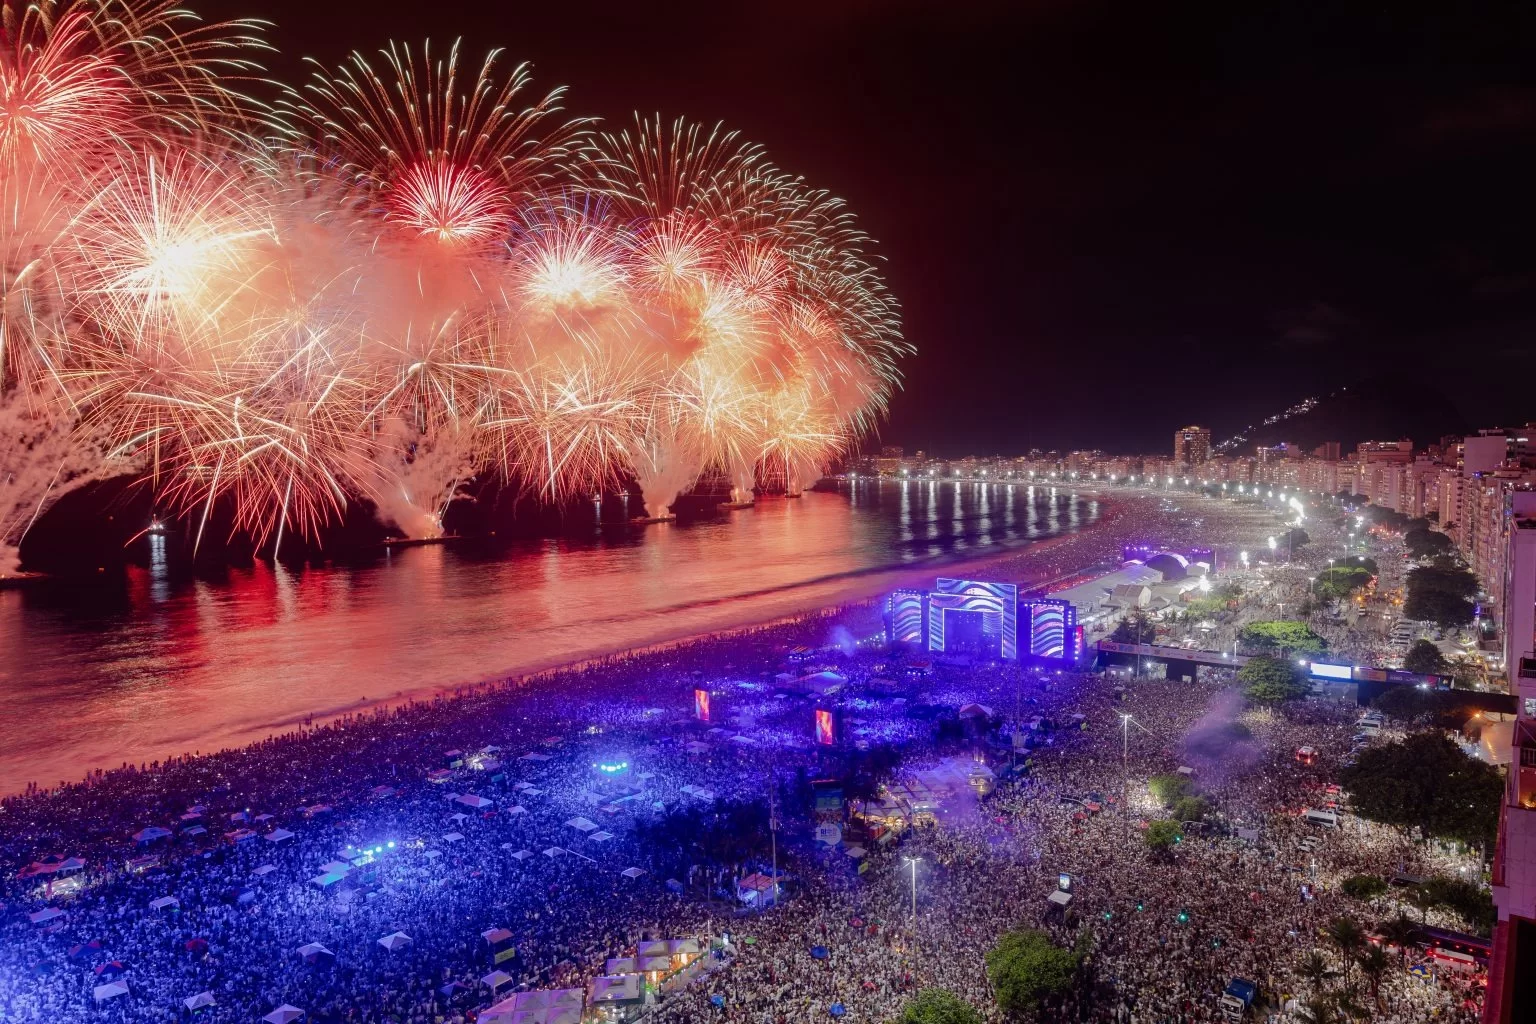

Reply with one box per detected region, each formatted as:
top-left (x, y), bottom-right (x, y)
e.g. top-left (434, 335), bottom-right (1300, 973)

top-left (1309, 663), bottom-right (1352, 681)
top-left (694, 688), bottom-right (710, 722)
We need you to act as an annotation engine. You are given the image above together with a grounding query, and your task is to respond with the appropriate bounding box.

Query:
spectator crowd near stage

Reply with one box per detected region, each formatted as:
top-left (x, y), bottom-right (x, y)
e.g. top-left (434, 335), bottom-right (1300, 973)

top-left (0, 491), bottom-right (1491, 1023)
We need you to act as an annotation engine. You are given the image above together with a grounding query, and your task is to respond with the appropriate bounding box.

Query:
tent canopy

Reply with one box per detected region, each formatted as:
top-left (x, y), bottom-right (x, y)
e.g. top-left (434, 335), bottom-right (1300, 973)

top-left (93, 980), bottom-right (130, 1002)
top-left (262, 1004), bottom-right (304, 1024)
top-left (184, 992), bottom-right (215, 1010)
top-left (378, 932), bottom-right (412, 951)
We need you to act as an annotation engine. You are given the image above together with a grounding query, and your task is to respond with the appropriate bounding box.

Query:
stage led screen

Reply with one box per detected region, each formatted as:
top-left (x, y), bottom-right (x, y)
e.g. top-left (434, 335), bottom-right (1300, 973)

top-left (887, 589), bottom-right (928, 646)
top-left (929, 578), bottom-right (1018, 659)
top-left (815, 709), bottom-right (836, 746)
top-left (1022, 597), bottom-right (1076, 661)
top-left (694, 688), bottom-right (710, 721)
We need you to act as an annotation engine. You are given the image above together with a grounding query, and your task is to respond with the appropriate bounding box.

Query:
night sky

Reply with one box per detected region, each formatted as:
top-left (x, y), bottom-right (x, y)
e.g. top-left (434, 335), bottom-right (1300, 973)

top-left (205, 0), bottom-right (1536, 455)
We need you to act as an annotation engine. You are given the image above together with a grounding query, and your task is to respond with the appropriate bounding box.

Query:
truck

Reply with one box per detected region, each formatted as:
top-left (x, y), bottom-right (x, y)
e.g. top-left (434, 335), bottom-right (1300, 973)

top-left (1218, 978), bottom-right (1257, 1021)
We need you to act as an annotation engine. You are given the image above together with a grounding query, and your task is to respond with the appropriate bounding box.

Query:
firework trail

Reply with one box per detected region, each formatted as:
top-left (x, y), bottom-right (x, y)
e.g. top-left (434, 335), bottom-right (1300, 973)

top-left (0, 1), bottom-right (907, 569)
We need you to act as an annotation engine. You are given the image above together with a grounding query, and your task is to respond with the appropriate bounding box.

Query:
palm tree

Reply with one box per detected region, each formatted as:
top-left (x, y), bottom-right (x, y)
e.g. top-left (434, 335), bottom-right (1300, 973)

top-left (1296, 950), bottom-right (1336, 995)
top-left (1407, 885), bottom-right (1436, 924)
top-left (1295, 994), bottom-right (1342, 1024)
top-left (1325, 916), bottom-right (1366, 984)
top-left (1357, 946), bottom-right (1390, 1010)
top-left (1377, 914), bottom-right (1418, 965)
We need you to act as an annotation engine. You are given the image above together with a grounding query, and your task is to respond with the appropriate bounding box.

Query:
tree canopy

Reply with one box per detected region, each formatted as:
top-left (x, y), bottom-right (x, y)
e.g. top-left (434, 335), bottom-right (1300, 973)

top-left (985, 929), bottom-right (1079, 1016)
top-left (1109, 609), bottom-right (1156, 645)
top-left (1339, 732), bottom-right (1502, 847)
top-left (1239, 655), bottom-right (1311, 703)
top-left (1402, 639), bottom-right (1450, 676)
top-left (1314, 566), bottom-right (1372, 601)
top-left (1148, 772), bottom-right (1195, 806)
top-left (898, 988), bottom-right (985, 1024)
top-left (1239, 621), bottom-right (1328, 655)
top-left (1404, 528), bottom-right (1453, 559)
top-left (1145, 820), bottom-right (1183, 849)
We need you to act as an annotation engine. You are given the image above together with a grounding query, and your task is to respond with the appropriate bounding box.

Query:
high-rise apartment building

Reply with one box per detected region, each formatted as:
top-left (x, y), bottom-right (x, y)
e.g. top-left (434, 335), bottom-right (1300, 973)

top-left (1172, 426), bottom-right (1211, 466)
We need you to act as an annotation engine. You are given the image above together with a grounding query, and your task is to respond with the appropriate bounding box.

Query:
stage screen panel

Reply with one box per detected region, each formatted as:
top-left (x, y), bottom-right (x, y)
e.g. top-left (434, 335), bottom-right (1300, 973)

top-left (815, 709), bottom-right (836, 746)
top-left (929, 578), bottom-right (1018, 659)
top-left (694, 688), bottom-right (710, 721)
top-left (1023, 597), bottom-right (1076, 661)
top-left (887, 589), bottom-right (928, 646)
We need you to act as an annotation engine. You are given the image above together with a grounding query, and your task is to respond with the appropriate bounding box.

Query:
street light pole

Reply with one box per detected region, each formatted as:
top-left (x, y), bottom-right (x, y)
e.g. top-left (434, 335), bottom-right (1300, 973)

top-left (903, 857), bottom-right (920, 920)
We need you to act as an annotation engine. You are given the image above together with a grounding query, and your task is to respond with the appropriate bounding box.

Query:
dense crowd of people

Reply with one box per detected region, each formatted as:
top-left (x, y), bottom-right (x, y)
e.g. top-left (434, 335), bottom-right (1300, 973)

top-left (0, 491), bottom-right (1490, 1023)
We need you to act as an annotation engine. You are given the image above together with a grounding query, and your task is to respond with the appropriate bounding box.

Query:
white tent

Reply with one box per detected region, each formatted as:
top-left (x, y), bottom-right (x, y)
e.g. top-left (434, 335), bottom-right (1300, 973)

top-left (564, 816), bottom-right (598, 832)
top-left (443, 832), bottom-right (466, 843)
top-left (509, 848), bottom-right (534, 861)
top-left (589, 831), bottom-right (614, 842)
top-left (620, 867), bottom-right (646, 878)
top-left (296, 942), bottom-right (333, 959)
top-left (253, 864), bottom-right (277, 876)
top-left (317, 860), bottom-right (352, 875)
top-left (263, 828), bottom-right (296, 843)
top-left (262, 1004), bottom-right (305, 1024)
top-left (542, 846), bottom-right (564, 858)
top-left (482, 970), bottom-right (513, 991)
top-left (377, 931), bottom-right (412, 952)
top-left (309, 872), bottom-right (346, 889)
top-left (521, 786), bottom-right (543, 797)
top-left (149, 896), bottom-right (179, 910)
top-left (1047, 890), bottom-right (1073, 908)
top-left (507, 805), bottom-right (528, 816)
top-left (455, 794), bottom-right (494, 809)
top-left (93, 980), bottom-right (130, 1003)
top-left (589, 974), bottom-right (642, 1005)
top-left (184, 991), bottom-right (216, 1011)
top-left (481, 988), bottom-right (584, 1024)
top-left (518, 752), bottom-right (552, 762)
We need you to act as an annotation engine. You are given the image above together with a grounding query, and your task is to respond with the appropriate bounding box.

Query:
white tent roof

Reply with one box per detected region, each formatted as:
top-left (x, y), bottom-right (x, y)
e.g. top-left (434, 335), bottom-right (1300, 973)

top-left (184, 991), bottom-right (216, 1011)
top-left (1047, 890), bottom-right (1073, 906)
top-left (262, 1004), bottom-right (304, 1024)
top-left (150, 896), bottom-right (179, 910)
top-left (565, 816), bottom-right (598, 832)
top-left (482, 970), bottom-right (513, 990)
top-left (509, 848), bottom-right (534, 861)
top-left (263, 828), bottom-right (296, 843)
top-left (507, 804), bottom-right (528, 816)
top-left (377, 931), bottom-right (412, 951)
top-left (620, 867), bottom-right (646, 878)
top-left (93, 980), bottom-right (130, 1002)
top-left (443, 831), bottom-right (466, 843)
top-left (296, 942), bottom-right (333, 958)
top-left (455, 793), bottom-right (494, 809)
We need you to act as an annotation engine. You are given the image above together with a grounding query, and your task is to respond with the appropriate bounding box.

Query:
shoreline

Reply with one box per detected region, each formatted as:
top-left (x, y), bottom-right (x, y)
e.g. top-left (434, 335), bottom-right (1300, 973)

top-left (2, 492), bottom-right (1122, 802)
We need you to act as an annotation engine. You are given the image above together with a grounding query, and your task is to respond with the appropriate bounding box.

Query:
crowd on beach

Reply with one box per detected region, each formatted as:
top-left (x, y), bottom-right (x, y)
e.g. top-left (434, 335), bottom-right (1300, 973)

top-left (0, 490), bottom-right (1490, 1023)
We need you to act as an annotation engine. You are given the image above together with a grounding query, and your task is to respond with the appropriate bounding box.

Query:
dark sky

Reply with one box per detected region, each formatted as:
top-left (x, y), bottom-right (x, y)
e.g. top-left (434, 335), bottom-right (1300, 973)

top-left (204, 0), bottom-right (1536, 455)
